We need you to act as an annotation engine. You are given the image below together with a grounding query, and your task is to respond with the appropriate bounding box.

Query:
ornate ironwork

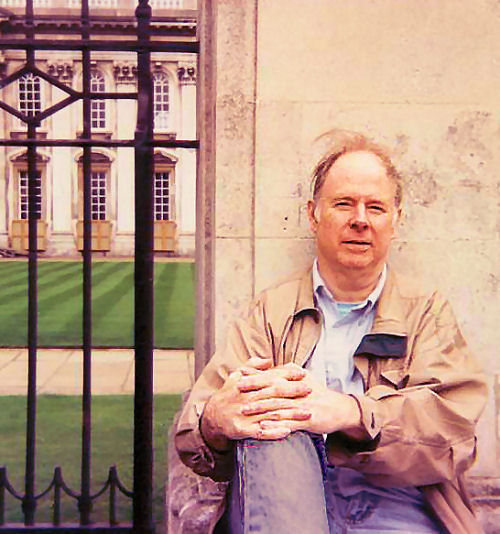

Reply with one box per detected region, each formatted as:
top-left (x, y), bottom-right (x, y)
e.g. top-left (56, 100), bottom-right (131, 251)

top-left (0, 0), bottom-right (198, 531)
top-left (0, 466), bottom-right (133, 530)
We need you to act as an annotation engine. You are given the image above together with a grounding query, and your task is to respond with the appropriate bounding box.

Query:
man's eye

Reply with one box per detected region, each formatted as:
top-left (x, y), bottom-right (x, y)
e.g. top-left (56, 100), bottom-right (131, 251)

top-left (368, 205), bottom-right (385, 213)
top-left (334, 201), bottom-right (351, 208)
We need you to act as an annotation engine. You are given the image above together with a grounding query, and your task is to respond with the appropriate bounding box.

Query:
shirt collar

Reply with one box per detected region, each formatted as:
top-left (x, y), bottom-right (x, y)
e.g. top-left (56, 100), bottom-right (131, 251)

top-left (312, 259), bottom-right (387, 313)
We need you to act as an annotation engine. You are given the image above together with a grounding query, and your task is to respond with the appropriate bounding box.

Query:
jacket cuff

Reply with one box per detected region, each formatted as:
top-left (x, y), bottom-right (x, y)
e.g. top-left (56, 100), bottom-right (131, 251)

top-left (325, 394), bottom-right (382, 462)
top-left (176, 402), bottom-right (234, 481)
top-left (349, 394), bottom-right (383, 440)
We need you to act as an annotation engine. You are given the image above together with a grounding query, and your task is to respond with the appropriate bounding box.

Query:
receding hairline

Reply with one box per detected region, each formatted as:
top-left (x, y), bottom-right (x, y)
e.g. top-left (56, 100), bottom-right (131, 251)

top-left (311, 132), bottom-right (403, 208)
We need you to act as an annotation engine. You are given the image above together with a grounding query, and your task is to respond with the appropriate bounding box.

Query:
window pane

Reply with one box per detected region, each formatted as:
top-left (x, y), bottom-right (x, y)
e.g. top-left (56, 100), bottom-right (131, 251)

top-left (18, 170), bottom-right (42, 219)
top-left (90, 71), bottom-right (106, 129)
top-left (18, 73), bottom-right (42, 121)
top-left (153, 171), bottom-right (171, 220)
top-left (153, 73), bottom-right (170, 130)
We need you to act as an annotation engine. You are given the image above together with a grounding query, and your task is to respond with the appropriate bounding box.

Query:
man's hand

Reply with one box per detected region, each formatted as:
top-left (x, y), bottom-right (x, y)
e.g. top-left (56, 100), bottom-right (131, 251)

top-left (238, 370), bottom-right (363, 437)
top-left (200, 358), bottom-right (311, 451)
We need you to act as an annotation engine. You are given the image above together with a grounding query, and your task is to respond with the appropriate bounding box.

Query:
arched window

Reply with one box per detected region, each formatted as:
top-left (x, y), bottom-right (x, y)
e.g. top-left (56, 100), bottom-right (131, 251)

top-left (18, 73), bottom-right (42, 120)
top-left (90, 70), bottom-right (106, 129)
top-left (153, 72), bottom-right (170, 131)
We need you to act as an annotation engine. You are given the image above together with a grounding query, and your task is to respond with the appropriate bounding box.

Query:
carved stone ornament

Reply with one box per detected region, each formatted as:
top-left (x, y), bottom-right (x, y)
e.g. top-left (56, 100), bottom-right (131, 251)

top-left (46, 61), bottom-right (74, 82)
top-left (113, 61), bottom-right (137, 83)
top-left (177, 63), bottom-right (196, 85)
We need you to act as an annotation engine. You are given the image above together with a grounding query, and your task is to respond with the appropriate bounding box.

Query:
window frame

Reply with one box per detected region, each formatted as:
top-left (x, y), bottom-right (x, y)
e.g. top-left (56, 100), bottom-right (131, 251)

top-left (152, 70), bottom-right (170, 132)
top-left (17, 72), bottom-right (43, 127)
top-left (90, 69), bottom-right (107, 131)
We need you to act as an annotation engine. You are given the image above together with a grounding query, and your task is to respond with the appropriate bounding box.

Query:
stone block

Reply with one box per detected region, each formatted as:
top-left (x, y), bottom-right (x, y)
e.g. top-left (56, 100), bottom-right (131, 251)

top-left (254, 236), bottom-right (315, 293)
top-left (257, 0), bottom-right (500, 105)
top-left (215, 97), bottom-right (255, 237)
top-left (214, 238), bottom-right (254, 349)
top-left (390, 239), bottom-right (500, 372)
top-left (216, 0), bottom-right (257, 100)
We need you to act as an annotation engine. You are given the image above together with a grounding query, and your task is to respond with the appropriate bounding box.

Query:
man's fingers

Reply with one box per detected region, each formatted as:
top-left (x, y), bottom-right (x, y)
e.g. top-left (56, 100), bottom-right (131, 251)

top-left (257, 426), bottom-right (292, 440)
top-left (281, 363), bottom-right (308, 381)
top-left (238, 368), bottom-right (307, 392)
top-left (239, 357), bottom-right (273, 376)
top-left (259, 419), bottom-right (305, 433)
top-left (241, 380), bottom-right (312, 400)
top-left (241, 398), bottom-right (311, 418)
top-left (247, 357), bottom-right (273, 370)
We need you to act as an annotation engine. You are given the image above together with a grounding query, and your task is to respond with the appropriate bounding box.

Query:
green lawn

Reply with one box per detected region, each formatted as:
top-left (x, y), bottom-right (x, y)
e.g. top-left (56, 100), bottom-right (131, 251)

top-left (0, 260), bottom-right (194, 349)
top-left (0, 394), bottom-right (182, 528)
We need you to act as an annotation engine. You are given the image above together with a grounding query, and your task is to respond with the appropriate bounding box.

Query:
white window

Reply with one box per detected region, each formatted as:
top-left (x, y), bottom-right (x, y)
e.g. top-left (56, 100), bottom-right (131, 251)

top-left (18, 73), bottom-right (42, 120)
top-left (154, 171), bottom-right (171, 220)
top-left (153, 72), bottom-right (170, 131)
top-left (91, 171), bottom-right (107, 220)
top-left (90, 70), bottom-right (106, 129)
top-left (18, 170), bottom-right (42, 220)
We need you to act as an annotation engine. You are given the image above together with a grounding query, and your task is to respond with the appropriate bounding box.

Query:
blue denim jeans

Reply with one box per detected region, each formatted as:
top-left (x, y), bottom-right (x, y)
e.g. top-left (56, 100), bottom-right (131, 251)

top-left (223, 432), bottom-right (445, 534)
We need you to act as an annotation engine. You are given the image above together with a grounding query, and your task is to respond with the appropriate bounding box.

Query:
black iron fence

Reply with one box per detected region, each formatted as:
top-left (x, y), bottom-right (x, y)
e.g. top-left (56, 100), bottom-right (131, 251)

top-left (0, 1), bottom-right (198, 531)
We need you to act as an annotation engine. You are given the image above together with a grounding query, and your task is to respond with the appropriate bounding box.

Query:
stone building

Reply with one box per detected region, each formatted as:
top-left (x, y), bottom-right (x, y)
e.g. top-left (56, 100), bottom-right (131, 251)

top-left (0, 0), bottom-right (197, 257)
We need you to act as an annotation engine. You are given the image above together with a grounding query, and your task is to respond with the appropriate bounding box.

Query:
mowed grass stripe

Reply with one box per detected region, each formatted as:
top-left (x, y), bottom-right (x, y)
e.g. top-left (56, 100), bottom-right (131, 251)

top-left (0, 262), bottom-right (81, 302)
top-left (39, 263), bottom-right (133, 346)
top-left (70, 264), bottom-right (134, 347)
top-left (154, 262), bottom-right (194, 349)
top-left (3, 263), bottom-right (126, 346)
top-left (0, 261), bottom-right (194, 348)
top-left (0, 262), bottom-right (29, 286)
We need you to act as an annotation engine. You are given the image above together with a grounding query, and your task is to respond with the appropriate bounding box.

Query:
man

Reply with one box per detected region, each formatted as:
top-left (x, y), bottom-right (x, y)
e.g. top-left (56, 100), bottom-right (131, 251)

top-left (175, 131), bottom-right (487, 533)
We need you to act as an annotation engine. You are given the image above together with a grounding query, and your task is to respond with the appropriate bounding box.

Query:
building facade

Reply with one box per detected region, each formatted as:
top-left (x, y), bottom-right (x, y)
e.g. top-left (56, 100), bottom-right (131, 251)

top-left (0, 0), bottom-right (197, 256)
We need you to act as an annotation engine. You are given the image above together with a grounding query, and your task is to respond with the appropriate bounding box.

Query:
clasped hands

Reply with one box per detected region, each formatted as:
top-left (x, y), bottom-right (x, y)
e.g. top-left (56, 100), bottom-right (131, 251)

top-left (200, 357), bottom-right (363, 451)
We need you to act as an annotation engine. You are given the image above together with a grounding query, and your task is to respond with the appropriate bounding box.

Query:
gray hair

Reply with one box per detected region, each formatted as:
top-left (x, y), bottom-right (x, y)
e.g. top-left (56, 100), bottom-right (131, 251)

top-left (311, 130), bottom-right (403, 208)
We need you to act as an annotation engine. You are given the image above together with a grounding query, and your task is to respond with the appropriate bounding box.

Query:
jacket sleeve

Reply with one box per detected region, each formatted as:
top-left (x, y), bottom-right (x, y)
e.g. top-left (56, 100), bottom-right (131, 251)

top-left (326, 293), bottom-right (488, 487)
top-left (174, 297), bottom-right (274, 481)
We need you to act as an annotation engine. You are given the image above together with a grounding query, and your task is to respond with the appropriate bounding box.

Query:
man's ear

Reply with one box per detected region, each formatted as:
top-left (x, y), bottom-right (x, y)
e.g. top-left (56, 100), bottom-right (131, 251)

top-left (307, 200), bottom-right (319, 233)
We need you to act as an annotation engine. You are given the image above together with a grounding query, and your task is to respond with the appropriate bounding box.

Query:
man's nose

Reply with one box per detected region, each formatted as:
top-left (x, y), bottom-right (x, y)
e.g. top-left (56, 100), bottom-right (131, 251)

top-left (349, 204), bottom-right (369, 230)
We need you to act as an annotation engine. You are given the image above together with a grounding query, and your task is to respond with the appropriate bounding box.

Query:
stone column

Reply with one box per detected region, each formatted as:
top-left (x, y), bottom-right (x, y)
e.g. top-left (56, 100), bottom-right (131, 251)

top-left (177, 62), bottom-right (196, 255)
top-left (47, 61), bottom-right (74, 254)
top-left (113, 61), bottom-right (136, 255)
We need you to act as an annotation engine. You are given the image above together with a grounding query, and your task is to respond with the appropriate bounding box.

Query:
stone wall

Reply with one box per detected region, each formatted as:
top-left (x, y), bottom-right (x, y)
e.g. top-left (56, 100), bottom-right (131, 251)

top-left (184, 0), bottom-right (500, 531)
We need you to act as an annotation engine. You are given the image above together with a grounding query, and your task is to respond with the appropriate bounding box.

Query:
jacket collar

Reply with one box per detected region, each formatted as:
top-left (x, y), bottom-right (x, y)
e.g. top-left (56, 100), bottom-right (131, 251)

top-left (293, 263), bottom-right (408, 337)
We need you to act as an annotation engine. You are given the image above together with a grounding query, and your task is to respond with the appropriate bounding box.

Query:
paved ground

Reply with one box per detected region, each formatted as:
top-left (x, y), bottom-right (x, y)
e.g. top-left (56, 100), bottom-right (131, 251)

top-left (0, 348), bottom-right (194, 395)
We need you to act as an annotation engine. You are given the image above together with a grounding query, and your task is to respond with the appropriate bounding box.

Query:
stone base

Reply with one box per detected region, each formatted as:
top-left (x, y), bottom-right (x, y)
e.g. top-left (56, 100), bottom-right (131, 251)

top-left (166, 401), bottom-right (228, 534)
top-left (468, 476), bottom-right (500, 534)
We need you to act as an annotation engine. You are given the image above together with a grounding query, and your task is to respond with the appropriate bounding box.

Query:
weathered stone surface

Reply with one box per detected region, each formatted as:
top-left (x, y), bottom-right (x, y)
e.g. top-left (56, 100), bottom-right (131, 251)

top-left (167, 400), bottom-right (228, 534)
top-left (193, 2), bottom-right (500, 531)
top-left (468, 476), bottom-right (500, 534)
top-left (257, 0), bottom-right (500, 104)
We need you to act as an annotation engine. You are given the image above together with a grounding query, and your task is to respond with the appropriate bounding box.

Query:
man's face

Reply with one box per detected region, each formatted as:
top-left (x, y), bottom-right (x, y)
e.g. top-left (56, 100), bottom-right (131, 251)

top-left (307, 150), bottom-right (400, 276)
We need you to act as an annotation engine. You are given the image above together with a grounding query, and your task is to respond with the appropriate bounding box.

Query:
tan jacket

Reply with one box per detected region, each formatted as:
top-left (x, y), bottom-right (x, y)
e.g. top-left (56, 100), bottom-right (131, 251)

top-left (175, 266), bottom-right (487, 533)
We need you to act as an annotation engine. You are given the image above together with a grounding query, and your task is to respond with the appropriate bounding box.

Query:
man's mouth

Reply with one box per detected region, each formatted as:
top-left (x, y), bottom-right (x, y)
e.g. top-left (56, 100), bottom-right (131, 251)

top-left (343, 240), bottom-right (371, 246)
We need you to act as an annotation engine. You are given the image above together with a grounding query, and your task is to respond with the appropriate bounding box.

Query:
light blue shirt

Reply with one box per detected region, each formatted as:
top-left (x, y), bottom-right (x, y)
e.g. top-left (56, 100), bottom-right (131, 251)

top-left (307, 260), bottom-right (426, 509)
top-left (306, 260), bottom-right (386, 393)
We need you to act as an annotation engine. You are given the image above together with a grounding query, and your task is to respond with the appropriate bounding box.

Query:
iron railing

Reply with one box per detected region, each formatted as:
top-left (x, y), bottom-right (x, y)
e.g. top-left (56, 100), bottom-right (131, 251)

top-left (0, 0), bottom-right (198, 531)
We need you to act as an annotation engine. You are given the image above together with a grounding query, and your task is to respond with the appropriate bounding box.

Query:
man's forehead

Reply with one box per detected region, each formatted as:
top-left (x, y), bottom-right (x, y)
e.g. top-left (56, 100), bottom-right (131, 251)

top-left (322, 150), bottom-right (395, 198)
top-left (330, 150), bottom-right (388, 176)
